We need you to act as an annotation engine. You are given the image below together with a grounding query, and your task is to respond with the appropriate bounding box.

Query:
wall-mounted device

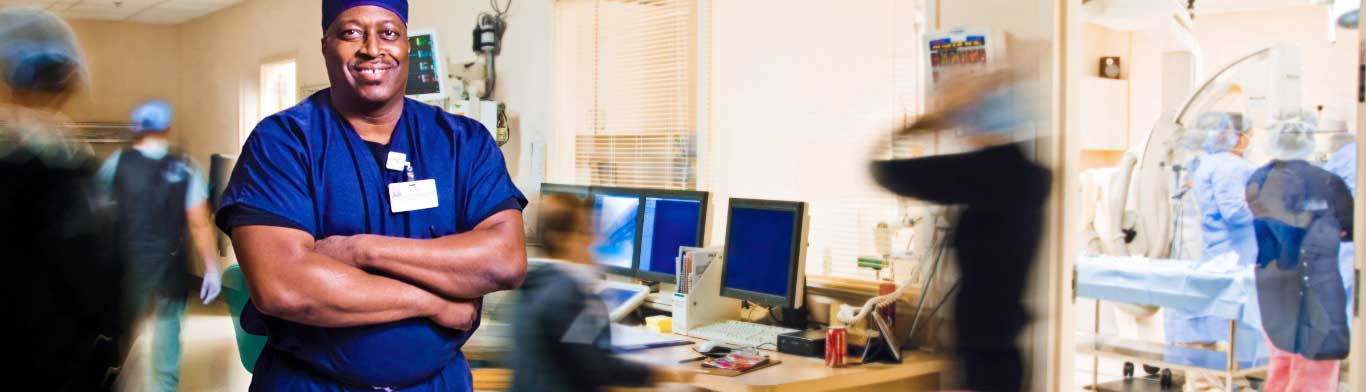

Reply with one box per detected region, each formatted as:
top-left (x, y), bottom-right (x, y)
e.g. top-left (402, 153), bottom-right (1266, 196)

top-left (469, 0), bottom-right (510, 99)
top-left (449, 99), bottom-right (509, 146)
top-left (1099, 56), bottom-right (1122, 79)
top-left (405, 29), bottom-right (447, 102)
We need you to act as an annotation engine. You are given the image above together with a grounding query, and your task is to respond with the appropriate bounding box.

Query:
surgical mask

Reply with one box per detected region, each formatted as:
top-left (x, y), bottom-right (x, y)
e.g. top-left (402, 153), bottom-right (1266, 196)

top-left (133, 138), bottom-right (170, 160)
top-left (953, 85), bottom-right (1026, 134)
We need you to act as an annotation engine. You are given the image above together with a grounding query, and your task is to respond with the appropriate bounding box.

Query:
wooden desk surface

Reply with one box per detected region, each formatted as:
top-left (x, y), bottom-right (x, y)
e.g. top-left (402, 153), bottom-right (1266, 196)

top-left (618, 332), bottom-right (950, 392)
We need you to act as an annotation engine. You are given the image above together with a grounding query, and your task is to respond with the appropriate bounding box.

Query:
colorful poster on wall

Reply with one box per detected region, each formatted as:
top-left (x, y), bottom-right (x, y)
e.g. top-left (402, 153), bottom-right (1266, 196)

top-left (925, 28), bottom-right (998, 86)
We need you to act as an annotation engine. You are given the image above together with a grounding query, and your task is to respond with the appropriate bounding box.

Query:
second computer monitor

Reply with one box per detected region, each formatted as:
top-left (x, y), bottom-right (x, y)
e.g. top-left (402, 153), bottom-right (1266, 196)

top-left (636, 190), bottom-right (708, 283)
top-left (721, 198), bottom-right (808, 309)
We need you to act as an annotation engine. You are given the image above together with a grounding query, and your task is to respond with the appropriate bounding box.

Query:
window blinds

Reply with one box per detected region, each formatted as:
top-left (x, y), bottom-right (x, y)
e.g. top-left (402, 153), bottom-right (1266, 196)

top-left (554, 0), bottom-right (700, 190)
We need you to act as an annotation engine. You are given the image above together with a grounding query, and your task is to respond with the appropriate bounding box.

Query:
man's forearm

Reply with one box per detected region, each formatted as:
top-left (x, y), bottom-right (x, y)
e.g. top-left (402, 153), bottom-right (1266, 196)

top-left (187, 202), bottom-right (221, 273)
top-left (232, 226), bottom-right (476, 329)
top-left (348, 210), bottom-right (527, 299)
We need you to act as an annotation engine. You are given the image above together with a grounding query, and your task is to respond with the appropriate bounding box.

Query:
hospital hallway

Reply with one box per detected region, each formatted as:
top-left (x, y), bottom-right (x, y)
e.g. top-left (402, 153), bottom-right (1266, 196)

top-left (115, 294), bottom-right (252, 392)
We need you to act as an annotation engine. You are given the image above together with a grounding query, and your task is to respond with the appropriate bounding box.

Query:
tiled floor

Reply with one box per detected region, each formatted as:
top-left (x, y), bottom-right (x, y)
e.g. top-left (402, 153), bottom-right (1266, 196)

top-left (1075, 355), bottom-right (1134, 391)
top-left (116, 296), bottom-right (252, 392)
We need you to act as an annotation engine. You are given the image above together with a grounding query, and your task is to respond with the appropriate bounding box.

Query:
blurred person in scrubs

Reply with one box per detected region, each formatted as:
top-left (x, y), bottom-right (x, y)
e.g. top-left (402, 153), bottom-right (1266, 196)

top-left (869, 70), bottom-right (1051, 392)
top-left (215, 0), bottom-right (528, 390)
top-left (1164, 112), bottom-right (1267, 380)
top-left (1247, 111), bottom-right (1353, 392)
top-left (0, 6), bottom-right (129, 391)
top-left (510, 194), bottom-right (695, 392)
top-left (96, 100), bottom-right (222, 392)
top-left (1322, 129), bottom-right (1355, 322)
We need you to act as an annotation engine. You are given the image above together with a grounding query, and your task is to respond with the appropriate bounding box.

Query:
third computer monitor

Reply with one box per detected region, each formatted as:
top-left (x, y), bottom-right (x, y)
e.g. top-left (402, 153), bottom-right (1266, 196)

top-left (721, 198), bottom-right (807, 309)
top-left (636, 189), bottom-right (708, 283)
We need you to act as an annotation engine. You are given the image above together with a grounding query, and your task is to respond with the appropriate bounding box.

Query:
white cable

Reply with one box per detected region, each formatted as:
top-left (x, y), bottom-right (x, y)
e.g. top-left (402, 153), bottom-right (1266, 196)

top-left (837, 274), bottom-right (915, 325)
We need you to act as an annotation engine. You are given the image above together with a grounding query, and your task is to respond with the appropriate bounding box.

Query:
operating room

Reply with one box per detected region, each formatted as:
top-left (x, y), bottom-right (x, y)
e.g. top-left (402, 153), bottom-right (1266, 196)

top-left (2, 0), bottom-right (1366, 391)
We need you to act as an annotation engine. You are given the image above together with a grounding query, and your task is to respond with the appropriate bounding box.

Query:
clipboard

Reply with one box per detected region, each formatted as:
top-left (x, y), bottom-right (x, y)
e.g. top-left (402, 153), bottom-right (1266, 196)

top-left (697, 358), bottom-right (783, 377)
top-left (861, 310), bottom-right (903, 363)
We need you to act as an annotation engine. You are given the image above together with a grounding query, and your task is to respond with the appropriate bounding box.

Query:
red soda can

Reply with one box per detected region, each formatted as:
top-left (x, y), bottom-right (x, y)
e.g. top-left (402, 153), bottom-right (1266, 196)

top-left (825, 326), bottom-right (847, 367)
top-left (878, 282), bottom-right (897, 326)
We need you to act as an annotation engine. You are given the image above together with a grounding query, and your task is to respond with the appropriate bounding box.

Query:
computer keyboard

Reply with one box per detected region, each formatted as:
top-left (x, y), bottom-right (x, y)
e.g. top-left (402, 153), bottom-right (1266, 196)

top-left (688, 320), bottom-right (800, 349)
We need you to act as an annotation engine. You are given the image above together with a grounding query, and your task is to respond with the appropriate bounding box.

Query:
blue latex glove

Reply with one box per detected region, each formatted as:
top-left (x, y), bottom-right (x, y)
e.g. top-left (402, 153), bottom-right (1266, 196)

top-left (201, 269), bottom-right (222, 305)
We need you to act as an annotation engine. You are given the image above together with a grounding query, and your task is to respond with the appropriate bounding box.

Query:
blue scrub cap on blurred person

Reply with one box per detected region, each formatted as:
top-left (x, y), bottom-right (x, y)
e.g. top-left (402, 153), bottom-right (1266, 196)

top-left (322, 0), bottom-right (408, 33)
top-left (1194, 112), bottom-right (1247, 154)
top-left (952, 83), bottom-right (1028, 135)
top-left (1266, 109), bottom-right (1317, 161)
top-left (0, 7), bottom-right (87, 93)
top-left (131, 100), bottom-right (173, 133)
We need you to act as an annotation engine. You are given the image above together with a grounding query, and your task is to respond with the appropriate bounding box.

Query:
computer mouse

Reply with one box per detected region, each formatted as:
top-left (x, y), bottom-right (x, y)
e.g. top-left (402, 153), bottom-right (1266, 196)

top-left (696, 340), bottom-right (730, 355)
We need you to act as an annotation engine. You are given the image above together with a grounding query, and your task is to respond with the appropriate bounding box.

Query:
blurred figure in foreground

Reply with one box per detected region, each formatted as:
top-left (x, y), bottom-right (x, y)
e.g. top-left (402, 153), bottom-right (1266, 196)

top-left (869, 71), bottom-right (1051, 392)
top-left (1247, 111), bottom-right (1352, 392)
top-left (0, 6), bottom-right (128, 391)
top-left (97, 100), bottom-right (222, 392)
top-left (510, 194), bottom-right (695, 392)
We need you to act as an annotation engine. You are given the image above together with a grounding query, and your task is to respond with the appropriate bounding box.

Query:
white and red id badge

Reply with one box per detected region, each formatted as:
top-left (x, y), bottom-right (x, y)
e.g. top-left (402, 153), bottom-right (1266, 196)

top-left (388, 179), bottom-right (438, 213)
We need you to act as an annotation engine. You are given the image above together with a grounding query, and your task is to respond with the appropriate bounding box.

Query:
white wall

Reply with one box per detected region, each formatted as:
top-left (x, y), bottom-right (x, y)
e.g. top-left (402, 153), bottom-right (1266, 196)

top-left (176, 0), bottom-right (553, 193)
top-left (704, 0), bottom-right (911, 246)
top-left (1192, 5), bottom-right (1359, 129)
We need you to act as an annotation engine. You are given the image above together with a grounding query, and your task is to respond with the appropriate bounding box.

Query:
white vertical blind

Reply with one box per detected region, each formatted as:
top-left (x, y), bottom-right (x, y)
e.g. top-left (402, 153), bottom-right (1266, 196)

top-left (553, 0), bottom-right (700, 190)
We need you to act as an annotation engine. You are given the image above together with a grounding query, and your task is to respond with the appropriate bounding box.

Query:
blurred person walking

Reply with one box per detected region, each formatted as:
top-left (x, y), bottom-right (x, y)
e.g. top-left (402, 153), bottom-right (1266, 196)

top-left (97, 100), bottom-right (222, 392)
top-left (869, 71), bottom-right (1051, 392)
top-left (0, 6), bottom-right (128, 391)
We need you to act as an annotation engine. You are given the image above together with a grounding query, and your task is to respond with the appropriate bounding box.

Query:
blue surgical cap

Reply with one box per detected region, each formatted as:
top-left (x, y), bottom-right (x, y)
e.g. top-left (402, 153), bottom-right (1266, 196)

top-left (1266, 110), bottom-right (1317, 161)
top-left (0, 7), bottom-right (86, 93)
top-left (1194, 112), bottom-right (1247, 153)
top-left (131, 100), bottom-right (173, 133)
top-left (952, 84), bottom-right (1028, 134)
top-left (322, 0), bottom-right (408, 33)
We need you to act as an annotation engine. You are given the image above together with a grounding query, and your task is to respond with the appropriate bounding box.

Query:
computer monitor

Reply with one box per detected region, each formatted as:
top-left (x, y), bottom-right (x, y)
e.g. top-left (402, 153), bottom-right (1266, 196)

top-left (591, 187), bottom-right (642, 276)
top-left (635, 189), bottom-right (708, 283)
top-left (540, 182), bottom-right (590, 201)
top-left (405, 30), bottom-right (447, 101)
top-left (720, 198), bottom-right (808, 309)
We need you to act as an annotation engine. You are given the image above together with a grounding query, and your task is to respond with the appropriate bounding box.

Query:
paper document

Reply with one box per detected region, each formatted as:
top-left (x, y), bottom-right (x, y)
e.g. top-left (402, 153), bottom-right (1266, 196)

top-left (610, 323), bottom-right (691, 352)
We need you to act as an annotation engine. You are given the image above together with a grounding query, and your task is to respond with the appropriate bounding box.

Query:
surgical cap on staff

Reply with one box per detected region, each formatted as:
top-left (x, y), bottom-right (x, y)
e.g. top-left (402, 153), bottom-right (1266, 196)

top-left (321, 0), bottom-right (408, 32)
top-left (1194, 112), bottom-right (1247, 154)
top-left (0, 7), bottom-right (87, 93)
top-left (1266, 110), bottom-right (1317, 161)
top-left (131, 100), bottom-right (173, 133)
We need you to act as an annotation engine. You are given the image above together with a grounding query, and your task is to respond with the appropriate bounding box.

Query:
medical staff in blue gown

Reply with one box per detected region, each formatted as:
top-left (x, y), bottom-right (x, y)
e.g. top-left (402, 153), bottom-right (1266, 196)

top-left (1164, 112), bottom-right (1268, 368)
top-left (1248, 112), bottom-right (1353, 391)
top-left (1324, 136), bottom-right (1355, 322)
top-left (215, 1), bottom-right (528, 391)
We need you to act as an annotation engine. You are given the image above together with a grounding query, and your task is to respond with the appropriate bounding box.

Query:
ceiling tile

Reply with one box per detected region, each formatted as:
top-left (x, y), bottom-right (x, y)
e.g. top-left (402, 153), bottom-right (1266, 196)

top-left (0, 0), bottom-right (60, 7)
top-left (63, 4), bottom-right (140, 16)
top-left (124, 13), bottom-right (183, 24)
top-left (55, 9), bottom-right (128, 20)
top-left (10, 0), bottom-right (244, 24)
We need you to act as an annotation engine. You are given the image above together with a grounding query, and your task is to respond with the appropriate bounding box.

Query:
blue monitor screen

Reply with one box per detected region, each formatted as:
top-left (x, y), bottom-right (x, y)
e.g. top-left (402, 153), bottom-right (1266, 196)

top-left (639, 197), bottom-right (702, 277)
top-left (592, 194), bottom-right (639, 270)
top-left (723, 207), bottom-right (797, 299)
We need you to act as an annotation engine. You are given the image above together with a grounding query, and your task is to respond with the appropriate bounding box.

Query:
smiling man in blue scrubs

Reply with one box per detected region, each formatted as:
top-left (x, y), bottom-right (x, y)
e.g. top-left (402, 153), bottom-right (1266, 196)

top-left (215, 0), bottom-right (528, 390)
